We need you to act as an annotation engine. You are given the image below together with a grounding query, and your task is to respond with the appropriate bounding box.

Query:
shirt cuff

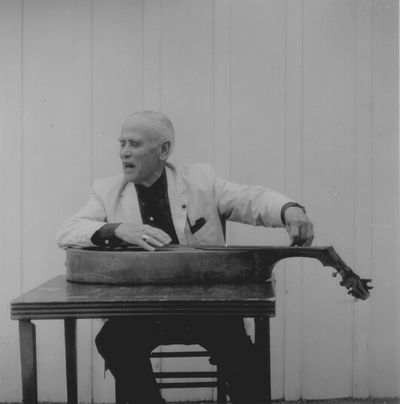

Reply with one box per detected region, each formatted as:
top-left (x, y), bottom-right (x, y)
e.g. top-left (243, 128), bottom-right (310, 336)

top-left (281, 202), bottom-right (306, 226)
top-left (90, 223), bottom-right (122, 248)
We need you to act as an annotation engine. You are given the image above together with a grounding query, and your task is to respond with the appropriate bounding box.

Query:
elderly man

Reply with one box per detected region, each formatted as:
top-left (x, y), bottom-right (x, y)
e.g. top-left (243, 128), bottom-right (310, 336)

top-left (57, 111), bottom-right (314, 404)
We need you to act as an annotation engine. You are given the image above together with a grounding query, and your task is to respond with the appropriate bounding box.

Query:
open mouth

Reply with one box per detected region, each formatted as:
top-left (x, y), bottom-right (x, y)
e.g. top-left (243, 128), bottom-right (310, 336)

top-left (123, 163), bottom-right (135, 171)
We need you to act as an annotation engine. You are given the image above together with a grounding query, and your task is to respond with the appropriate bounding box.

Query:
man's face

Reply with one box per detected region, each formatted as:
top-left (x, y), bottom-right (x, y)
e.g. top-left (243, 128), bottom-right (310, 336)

top-left (118, 119), bottom-right (164, 187)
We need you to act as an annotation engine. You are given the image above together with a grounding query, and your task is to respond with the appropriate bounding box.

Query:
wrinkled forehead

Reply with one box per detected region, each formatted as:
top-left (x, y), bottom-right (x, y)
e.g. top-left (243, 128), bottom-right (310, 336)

top-left (120, 115), bottom-right (155, 138)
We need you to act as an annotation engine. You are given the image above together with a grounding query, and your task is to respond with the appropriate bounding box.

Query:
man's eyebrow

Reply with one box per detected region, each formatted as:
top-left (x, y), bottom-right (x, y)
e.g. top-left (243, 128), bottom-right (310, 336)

top-left (117, 138), bottom-right (142, 144)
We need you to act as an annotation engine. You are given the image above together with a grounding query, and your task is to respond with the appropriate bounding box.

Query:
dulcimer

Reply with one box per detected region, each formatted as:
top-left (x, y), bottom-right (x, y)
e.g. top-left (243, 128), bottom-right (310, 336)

top-left (66, 245), bottom-right (372, 301)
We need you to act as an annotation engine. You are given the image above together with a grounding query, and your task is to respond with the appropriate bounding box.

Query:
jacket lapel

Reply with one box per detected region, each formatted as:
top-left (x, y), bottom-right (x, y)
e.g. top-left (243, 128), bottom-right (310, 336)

top-left (119, 182), bottom-right (143, 224)
top-left (166, 164), bottom-right (188, 244)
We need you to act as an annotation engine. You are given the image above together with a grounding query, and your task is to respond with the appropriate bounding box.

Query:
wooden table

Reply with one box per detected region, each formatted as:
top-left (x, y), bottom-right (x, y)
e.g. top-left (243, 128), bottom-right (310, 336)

top-left (11, 275), bottom-right (276, 404)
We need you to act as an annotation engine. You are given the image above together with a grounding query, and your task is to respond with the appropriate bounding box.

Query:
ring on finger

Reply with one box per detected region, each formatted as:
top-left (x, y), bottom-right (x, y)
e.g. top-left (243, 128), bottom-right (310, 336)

top-left (142, 235), bottom-right (150, 242)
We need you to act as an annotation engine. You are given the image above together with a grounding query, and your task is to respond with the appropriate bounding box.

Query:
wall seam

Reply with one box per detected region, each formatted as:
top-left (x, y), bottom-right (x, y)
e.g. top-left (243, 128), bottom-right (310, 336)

top-left (19, 0), bottom-right (24, 295)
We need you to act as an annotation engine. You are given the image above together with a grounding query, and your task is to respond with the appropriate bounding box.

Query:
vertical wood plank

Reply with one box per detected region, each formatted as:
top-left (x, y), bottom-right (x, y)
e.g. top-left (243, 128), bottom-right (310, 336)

top-left (73, 0), bottom-right (93, 207)
top-left (353, 0), bottom-right (372, 397)
top-left (160, 0), bottom-right (215, 167)
top-left (77, 320), bottom-right (93, 402)
top-left (301, 1), bottom-right (356, 398)
top-left (22, 0), bottom-right (77, 287)
top-left (229, 0), bottom-right (287, 247)
top-left (284, 0), bottom-right (303, 400)
top-left (214, 0), bottom-right (231, 181)
top-left (144, 0), bottom-right (161, 111)
top-left (0, 0), bottom-right (23, 400)
top-left (91, 0), bottom-right (144, 182)
top-left (369, 0), bottom-right (400, 397)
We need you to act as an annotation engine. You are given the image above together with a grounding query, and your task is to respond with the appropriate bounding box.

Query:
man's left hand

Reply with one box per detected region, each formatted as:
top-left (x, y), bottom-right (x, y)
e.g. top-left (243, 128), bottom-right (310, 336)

top-left (284, 207), bottom-right (314, 246)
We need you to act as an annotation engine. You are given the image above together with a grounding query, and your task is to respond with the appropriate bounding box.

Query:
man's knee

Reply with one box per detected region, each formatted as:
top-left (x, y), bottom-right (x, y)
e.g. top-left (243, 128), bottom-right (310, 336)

top-left (95, 318), bottom-right (161, 357)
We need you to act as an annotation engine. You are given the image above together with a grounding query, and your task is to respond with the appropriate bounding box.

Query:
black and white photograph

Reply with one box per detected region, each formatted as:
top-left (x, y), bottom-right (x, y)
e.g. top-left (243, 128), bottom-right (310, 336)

top-left (0, 1), bottom-right (398, 404)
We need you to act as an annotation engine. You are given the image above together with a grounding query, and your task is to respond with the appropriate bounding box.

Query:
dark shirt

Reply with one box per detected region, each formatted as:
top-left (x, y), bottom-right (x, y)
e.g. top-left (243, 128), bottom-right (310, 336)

top-left (134, 169), bottom-right (179, 244)
top-left (91, 169), bottom-right (179, 248)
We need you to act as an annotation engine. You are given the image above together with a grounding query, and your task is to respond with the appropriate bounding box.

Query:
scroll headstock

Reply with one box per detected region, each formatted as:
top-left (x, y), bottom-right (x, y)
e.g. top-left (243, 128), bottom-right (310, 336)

top-left (327, 248), bottom-right (372, 300)
top-left (334, 273), bottom-right (372, 300)
top-left (198, 245), bottom-right (372, 300)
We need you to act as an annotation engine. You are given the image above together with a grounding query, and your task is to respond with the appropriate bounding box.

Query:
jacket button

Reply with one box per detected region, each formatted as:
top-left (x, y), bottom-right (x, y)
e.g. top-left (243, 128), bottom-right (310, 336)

top-left (182, 204), bottom-right (186, 209)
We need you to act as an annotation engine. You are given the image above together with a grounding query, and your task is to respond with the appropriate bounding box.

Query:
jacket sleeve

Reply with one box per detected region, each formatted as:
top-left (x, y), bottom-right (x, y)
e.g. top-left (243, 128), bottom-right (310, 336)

top-left (56, 181), bottom-right (109, 249)
top-left (210, 169), bottom-right (295, 228)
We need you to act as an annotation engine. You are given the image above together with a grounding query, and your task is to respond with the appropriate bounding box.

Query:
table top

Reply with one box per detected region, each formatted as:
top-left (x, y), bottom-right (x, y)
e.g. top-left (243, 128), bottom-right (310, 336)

top-left (11, 276), bottom-right (276, 320)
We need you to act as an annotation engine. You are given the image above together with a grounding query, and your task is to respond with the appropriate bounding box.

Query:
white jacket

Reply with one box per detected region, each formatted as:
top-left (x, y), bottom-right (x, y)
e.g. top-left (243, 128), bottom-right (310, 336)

top-left (56, 163), bottom-right (294, 249)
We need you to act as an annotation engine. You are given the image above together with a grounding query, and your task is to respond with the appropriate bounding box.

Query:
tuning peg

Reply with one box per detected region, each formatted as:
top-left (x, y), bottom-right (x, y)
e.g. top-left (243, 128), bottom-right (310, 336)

top-left (332, 272), bottom-right (338, 278)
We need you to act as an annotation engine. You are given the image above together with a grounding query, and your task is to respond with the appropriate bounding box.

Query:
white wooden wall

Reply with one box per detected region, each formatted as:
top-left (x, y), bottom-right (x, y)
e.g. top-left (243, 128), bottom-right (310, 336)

top-left (0, 0), bottom-right (399, 402)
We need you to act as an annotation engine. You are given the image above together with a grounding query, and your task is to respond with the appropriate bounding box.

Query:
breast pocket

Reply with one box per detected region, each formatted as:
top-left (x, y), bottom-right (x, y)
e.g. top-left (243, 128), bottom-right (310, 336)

top-left (191, 214), bottom-right (217, 242)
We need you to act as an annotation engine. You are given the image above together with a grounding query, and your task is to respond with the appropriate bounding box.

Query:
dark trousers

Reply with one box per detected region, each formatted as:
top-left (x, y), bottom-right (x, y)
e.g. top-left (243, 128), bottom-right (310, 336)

top-left (95, 316), bottom-right (261, 404)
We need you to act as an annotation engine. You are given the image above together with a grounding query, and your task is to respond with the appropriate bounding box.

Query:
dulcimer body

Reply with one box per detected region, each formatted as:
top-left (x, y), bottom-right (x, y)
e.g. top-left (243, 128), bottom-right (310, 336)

top-left (65, 245), bottom-right (372, 300)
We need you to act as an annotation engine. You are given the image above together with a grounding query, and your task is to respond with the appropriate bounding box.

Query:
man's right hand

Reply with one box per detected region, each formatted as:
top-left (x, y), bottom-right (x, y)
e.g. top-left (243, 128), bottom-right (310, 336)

top-left (115, 224), bottom-right (172, 252)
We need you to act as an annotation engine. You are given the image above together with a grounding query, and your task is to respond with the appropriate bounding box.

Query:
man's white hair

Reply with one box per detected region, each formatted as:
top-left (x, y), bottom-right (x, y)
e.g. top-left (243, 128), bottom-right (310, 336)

top-left (127, 111), bottom-right (175, 158)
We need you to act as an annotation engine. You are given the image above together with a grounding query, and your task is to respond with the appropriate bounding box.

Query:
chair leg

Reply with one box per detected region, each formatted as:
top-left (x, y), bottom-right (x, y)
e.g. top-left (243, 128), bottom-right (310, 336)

top-left (254, 317), bottom-right (271, 404)
top-left (115, 379), bottom-right (124, 403)
top-left (216, 364), bottom-right (227, 403)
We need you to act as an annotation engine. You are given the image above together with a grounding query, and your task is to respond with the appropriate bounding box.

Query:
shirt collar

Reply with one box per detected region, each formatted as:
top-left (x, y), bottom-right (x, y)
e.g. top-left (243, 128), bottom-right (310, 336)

top-left (134, 168), bottom-right (167, 196)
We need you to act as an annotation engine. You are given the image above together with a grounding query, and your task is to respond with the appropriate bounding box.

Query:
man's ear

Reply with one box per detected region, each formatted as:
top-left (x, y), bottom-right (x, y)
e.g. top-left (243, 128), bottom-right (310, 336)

top-left (159, 140), bottom-right (171, 160)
